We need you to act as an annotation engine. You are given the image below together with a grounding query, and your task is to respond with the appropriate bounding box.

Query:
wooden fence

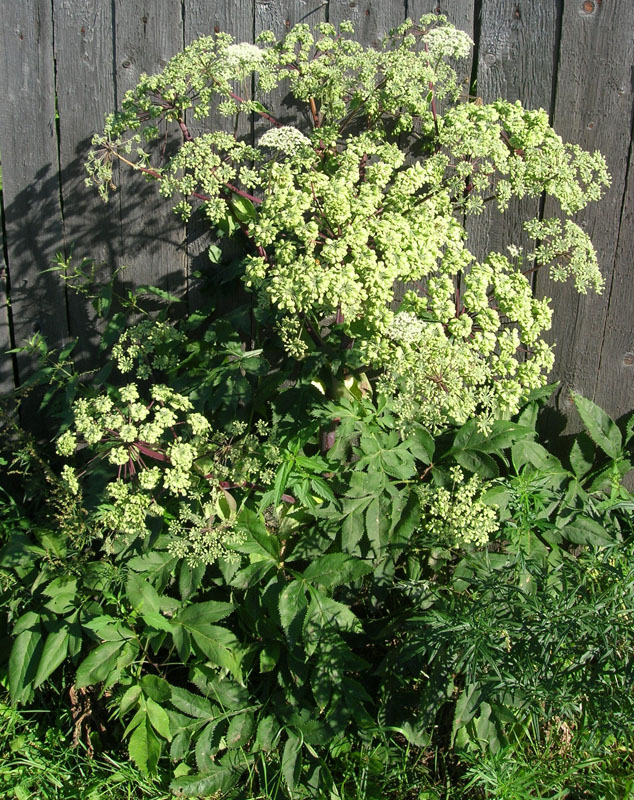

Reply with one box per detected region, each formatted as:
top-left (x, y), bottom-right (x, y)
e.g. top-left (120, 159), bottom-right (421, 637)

top-left (1, 0), bottom-right (633, 430)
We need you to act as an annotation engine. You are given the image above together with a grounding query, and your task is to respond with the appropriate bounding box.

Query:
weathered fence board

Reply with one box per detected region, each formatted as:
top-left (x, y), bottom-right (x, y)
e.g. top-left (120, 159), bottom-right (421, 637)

top-left (328, 0), bottom-right (406, 46)
top-left (593, 128), bottom-right (634, 424)
top-left (536, 0), bottom-right (634, 424)
top-left (0, 0), bottom-right (67, 385)
top-left (53, 0), bottom-right (119, 364)
top-left (0, 0), bottom-right (632, 432)
top-left (466, 0), bottom-right (561, 265)
top-left (0, 202), bottom-right (12, 395)
top-left (113, 0), bottom-right (187, 301)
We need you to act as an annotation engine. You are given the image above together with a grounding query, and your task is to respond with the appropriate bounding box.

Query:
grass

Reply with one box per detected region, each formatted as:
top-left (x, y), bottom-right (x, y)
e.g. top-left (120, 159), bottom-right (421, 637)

top-left (2, 695), bottom-right (633, 800)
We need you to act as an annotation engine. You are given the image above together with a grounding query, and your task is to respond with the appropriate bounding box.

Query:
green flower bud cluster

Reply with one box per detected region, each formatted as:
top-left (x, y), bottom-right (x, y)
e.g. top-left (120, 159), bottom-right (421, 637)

top-left (378, 248), bottom-right (555, 432)
top-left (57, 382), bottom-right (231, 538)
top-left (417, 466), bottom-right (499, 547)
top-left (112, 319), bottom-right (187, 378)
top-left (524, 217), bottom-right (604, 294)
top-left (167, 498), bottom-right (245, 566)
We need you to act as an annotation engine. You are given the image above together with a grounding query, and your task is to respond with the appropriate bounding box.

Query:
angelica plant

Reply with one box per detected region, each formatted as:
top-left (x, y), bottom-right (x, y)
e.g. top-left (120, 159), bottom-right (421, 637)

top-left (86, 14), bottom-right (608, 439)
top-left (8, 19), bottom-right (628, 792)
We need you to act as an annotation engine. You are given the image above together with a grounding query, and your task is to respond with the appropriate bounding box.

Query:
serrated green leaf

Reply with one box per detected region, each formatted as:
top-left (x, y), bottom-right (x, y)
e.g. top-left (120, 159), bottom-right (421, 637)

top-left (146, 696), bottom-right (172, 741)
top-left (195, 719), bottom-right (224, 772)
top-left (33, 629), bottom-right (69, 688)
top-left (176, 600), bottom-right (234, 626)
top-left (573, 393), bottom-right (622, 459)
top-left (226, 709), bottom-right (255, 749)
top-left (170, 759), bottom-right (243, 797)
top-left (569, 432), bottom-right (595, 479)
top-left (12, 611), bottom-right (40, 637)
top-left (282, 733), bottom-right (302, 794)
top-left (42, 577), bottom-right (77, 614)
top-left (82, 616), bottom-right (135, 642)
top-left (255, 715), bottom-right (280, 752)
top-left (454, 449), bottom-right (499, 478)
top-left (303, 592), bottom-right (361, 654)
top-left (302, 553), bottom-right (372, 588)
top-left (126, 573), bottom-right (161, 615)
top-left (278, 581), bottom-right (308, 645)
top-left (141, 611), bottom-right (175, 633)
top-left (340, 496), bottom-right (370, 553)
top-left (75, 640), bottom-right (126, 688)
top-left (511, 440), bottom-right (562, 473)
top-left (9, 627), bottom-right (42, 703)
top-left (171, 686), bottom-right (215, 719)
top-left (233, 509), bottom-right (280, 560)
top-left (141, 674), bottom-right (172, 703)
top-left (562, 515), bottom-right (614, 547)
top-left (230, 193), bottom-right (257, 222)
top-left (120, 685), bottom-right (142, 716)
top-left (259, 642), bottom-right (280, 673)
top-left (128, 718), bottom-right (161, 775)
top-left (177, 621), bottom-right (243, 682)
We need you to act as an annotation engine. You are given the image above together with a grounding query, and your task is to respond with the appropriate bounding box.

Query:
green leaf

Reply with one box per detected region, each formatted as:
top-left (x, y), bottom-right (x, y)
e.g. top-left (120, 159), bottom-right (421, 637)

top-left (146, 696), bottom-right (172, 741)
top-left (174, 613), bottom-right (242, 681)
top-left (233, 509), bottom-right (280, 561)
top-left (477, 422), bottom-right (533, 454)
top-left (226, 709), bottom-right (255, 748)
top-left (259, 642), bottom-right (280, 673)
top-left (511, 440), bottom-right (562, 473)
top-left (195, 719), bottom-right (224, 772)
top-left (282, 732), bottom-right (302, 794)
top-left (404, 426), bottom-right (434, 463)
top-left (170, 758), bottom-right (244, 797)
top-left (278, 580), bottom-right (308, 645)
top-left (9, 627), bottom-right (43, 703)
top-left (42, 577), bottom-right (77, 614)
top-left (33, 629), bottom-right (69, 688)
top-left (302, 554), bottom-right (372, 587)
top-left (176, 600), bottom-right (234, 626)
top-left (569, 432), bottom-right (595, 479)
top-left (126, 573), bottom-right (161, 615)
top-left (171, 686), bottom-right (215, 719)
top-left (303, 591), bottom-right (361, 653)
top-left (120, 685), bottom-right (142, 715)
top-left (340, 496), bottom-right (371, 553)
top-left (75, 640), bottom-right (126, 688)
top-left (562, 515), bottom-right (614, 547)
top-left (207, 244), bottom-right (223, 263)
top-left (141, 674), bottom-right (172, 703)
top-left (454, 449), bottom-right (499, 478)
top-left (256, 715), bottom-right (280, 752)
top-left (141, 612), bottom-right (175, 633)
top-left (230, 193), bottom-right (257, 222)
top-left (135, 284), bottom-right (182, 304)
top-left (128, 717), bottom-right (161, 775)
top-left (573, 393), bottom-right (622, 459)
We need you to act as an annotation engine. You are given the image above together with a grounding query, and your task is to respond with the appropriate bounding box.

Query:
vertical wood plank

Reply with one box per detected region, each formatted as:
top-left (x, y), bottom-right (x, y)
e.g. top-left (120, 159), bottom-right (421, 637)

top-left (466, 0), bottom-right (559, 263)
top-left (53, 0), bottom-right (120, 364)
top-left (594, 135), bottom-right (634, 418)
top-left (0, 200), bottom-right (13, 394)
top-left (0, 0), bottom-right (67, 383)
top-left (536, 0), bottom-right (634, 421)
top-left (589, 137), bottom-right (634, 423)
top-left (186, 0), bottom-right (254, 43)
top-left (328, 0), bottom-right (407, 45)
top-left (113, 0), bottom-right (187, 300)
